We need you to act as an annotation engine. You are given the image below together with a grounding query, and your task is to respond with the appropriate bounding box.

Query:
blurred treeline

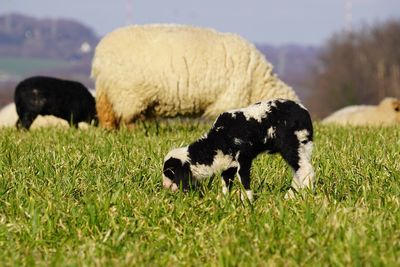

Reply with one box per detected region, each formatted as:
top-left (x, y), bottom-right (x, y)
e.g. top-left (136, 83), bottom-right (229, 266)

top-left (306, 20), bottom-right (400, 118)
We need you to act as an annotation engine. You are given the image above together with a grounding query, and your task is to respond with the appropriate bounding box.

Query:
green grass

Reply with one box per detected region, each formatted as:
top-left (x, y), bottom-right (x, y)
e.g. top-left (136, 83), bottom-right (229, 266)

top-left (0, 122), bottom-right (399, 266)
top-left (0, 56), bottom-right (71, 75)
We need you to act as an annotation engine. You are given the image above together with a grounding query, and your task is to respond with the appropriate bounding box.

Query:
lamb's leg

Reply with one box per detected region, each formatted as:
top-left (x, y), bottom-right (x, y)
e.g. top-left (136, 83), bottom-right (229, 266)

top-left (221, 167), bottom-right (237, 195)
top-left (237, 158), bottom-right (253, 202)
top-left (282, 140), bottom-right (315, 199)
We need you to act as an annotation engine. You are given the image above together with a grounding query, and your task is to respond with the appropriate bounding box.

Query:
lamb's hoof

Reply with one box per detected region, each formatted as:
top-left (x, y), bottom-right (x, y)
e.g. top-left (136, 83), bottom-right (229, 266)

top-left (240, 190), bottom-right (254, 203)
top-left (284, 189), bottom-right (296, 200)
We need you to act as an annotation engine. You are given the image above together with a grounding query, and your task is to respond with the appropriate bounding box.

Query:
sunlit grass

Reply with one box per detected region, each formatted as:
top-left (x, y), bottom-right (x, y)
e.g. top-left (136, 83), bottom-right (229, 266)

top-left (0, 122), bottom-right (399, 266)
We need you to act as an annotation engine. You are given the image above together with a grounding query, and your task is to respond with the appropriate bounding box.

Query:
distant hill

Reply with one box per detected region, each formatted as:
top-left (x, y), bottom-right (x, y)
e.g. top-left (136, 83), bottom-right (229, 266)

top-left (0, 13), bottom-right (99, 106)
top-left (0, 13), bottom-right (99, 60)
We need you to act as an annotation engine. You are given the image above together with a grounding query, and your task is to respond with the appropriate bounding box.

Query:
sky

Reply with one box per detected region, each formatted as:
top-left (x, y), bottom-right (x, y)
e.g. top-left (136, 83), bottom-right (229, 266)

top-left (1, 0), bottom-right (400, 46)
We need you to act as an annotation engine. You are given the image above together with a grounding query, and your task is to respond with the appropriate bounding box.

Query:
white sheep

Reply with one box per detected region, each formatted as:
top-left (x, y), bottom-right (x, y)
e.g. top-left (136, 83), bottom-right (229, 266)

top-left (0, 103), bottom-right (19, 128)
top-left (321, 97), bottom-right (400, 126)
top-left (92, 24), bottom-right (299, 129)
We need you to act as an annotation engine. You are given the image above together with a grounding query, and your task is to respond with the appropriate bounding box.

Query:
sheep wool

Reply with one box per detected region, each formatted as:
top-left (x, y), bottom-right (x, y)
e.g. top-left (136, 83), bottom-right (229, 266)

top-left (322, 97), bottom-right (400, 126)
top-left (0, 103), bottom-right (18, 127)
top-left (92, 24), bottom-right (299, 129)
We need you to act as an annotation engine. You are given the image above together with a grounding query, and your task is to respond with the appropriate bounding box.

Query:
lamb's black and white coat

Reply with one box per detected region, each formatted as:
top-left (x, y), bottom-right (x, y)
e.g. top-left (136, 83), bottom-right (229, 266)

top-left (14, 76), bottom-right (98, 129)
top-left (163, 99), bottom-right (315, 200)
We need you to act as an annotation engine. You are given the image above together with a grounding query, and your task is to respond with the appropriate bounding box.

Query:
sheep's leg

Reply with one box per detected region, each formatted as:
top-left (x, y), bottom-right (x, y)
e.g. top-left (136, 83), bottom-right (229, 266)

top-left (16, 113), bottom-right (36, 130)
top-left (68, 115), bottom-right (79, 128)
top-left (237, 158), bottom-right (253, 202)
top-left (70, 122), bottom-right (79, 129)
top-left (221, 167), bottom-right (237, 195)
top-left (295, 141), bottom-right (315, 190)
top-left (96, 91), bottom-right (119, 130)
top-left (281, 140), bottom-right (315, 199)
top-left (16, 118), bottom-right (23, 129)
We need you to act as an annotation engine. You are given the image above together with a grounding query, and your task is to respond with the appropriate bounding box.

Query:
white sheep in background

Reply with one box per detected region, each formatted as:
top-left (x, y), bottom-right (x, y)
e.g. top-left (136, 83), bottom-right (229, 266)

top-left (92, 24), bottom-right (299, 129)
top-left (0, 103), bottom-right (19, 127)
top-left (163, 99), bottom-right (315, 201)
top-left (0, 89), bottom-right (96, 129)
top-left (322, 97), bottom-right (400, 126)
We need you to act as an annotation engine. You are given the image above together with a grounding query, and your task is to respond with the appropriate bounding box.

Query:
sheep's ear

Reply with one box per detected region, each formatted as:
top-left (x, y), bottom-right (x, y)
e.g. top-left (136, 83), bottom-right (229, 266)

top-left (174, 162), bottom-right (193, 191)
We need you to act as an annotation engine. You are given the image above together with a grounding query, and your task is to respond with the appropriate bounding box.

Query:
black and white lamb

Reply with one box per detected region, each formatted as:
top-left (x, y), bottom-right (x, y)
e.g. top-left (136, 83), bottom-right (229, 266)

top-left (162, 99), bottom-right (315, 201)
top-left (14, 76), bottom-right (98, 129)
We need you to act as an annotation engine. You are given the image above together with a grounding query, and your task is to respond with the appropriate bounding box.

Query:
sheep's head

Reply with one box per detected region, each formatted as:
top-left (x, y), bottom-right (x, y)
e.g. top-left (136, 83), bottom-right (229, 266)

top-left (393, 99), bottom-right (400, 123)
top-left (392, 99), bottom-right (400, 112)
top-left (379, 97), bottom-right (400, 121)
top-left (162, 147), bottom-right (194, 192)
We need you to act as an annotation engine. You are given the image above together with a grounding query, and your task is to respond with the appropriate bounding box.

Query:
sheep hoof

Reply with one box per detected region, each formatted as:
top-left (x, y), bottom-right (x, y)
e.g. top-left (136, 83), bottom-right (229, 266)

top-left (284, 189), bottom-right (296, 200)
top-left (240, 190), bottom-right (254, 203)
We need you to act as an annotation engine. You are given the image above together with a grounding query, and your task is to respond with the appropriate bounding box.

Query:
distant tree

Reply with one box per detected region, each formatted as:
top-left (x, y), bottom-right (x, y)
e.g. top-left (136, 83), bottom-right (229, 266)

top-left (307, 20), bottom-right (400, 118)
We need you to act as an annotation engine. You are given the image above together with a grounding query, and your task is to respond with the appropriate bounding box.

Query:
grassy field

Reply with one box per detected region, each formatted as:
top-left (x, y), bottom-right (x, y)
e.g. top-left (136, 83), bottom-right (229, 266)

top-left (0, 122), bottom-right (399, 266)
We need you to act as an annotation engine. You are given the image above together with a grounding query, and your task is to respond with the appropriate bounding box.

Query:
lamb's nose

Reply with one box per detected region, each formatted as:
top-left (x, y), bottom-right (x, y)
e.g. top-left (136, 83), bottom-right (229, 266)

top-left (163, 176), bottom-right (173, 189)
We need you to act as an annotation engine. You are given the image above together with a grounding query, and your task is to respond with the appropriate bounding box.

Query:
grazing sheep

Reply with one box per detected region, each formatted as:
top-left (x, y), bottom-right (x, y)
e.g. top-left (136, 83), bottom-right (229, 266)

top-left (322, 97), bottom-right (400, 126)
top-left (0, 89), bottom-right (96, 129)
top-left (162, 99), bottom-right (315, 201)
top-left (14, 76), bottom-right (98, 130)
top-left (0, 102), bottom-right (94, 129)
top-left (0, 102), bottom-right (69, 128)
top-left (92, 24), bottom-right (299, 129)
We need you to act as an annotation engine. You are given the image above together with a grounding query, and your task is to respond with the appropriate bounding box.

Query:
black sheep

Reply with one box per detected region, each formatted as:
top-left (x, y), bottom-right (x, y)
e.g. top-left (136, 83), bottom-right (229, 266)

top-left (14, 76), bottom-right (97, 129)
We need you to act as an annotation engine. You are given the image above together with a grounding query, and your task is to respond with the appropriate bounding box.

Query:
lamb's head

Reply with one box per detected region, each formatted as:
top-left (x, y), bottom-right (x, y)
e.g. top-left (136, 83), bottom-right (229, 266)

top-left (162, 147), bottom-right (194, 192)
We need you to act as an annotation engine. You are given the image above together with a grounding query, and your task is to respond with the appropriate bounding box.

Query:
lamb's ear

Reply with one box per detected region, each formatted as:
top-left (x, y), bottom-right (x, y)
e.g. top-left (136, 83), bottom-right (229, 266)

top-left (174, 162), bottom-right (193, 191)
